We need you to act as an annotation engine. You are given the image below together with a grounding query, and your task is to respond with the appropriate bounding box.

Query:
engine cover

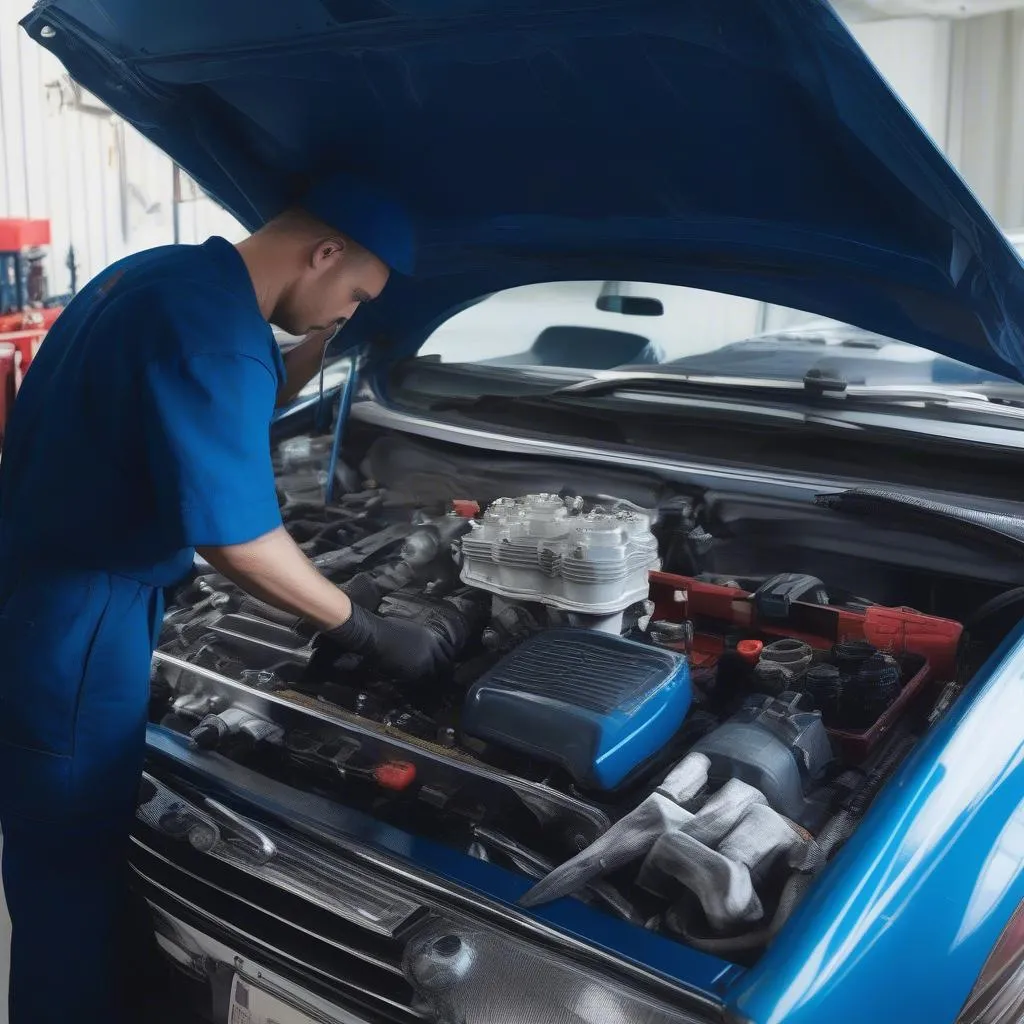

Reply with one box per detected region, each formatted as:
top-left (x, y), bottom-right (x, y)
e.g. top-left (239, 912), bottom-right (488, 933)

top-left (459, 493), bottom-right (660, 615)
top-left (461, 628), bottom-right (691, 789)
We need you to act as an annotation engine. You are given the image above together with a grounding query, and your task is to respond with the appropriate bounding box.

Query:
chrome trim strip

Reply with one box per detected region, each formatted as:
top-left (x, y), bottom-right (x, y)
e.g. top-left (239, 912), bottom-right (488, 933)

top-left (152, 651), bottom-right (610, 840)
top-left (202, 796), bottom-right (277, 864)
top-left (140, 771), bottom-right (422, 938)
top-left (129, 836), bottom-right (405, 977)
top-left (352, 400), bottom-right (854, 494)
top-left (130, 865), bottom-right (421, 1018)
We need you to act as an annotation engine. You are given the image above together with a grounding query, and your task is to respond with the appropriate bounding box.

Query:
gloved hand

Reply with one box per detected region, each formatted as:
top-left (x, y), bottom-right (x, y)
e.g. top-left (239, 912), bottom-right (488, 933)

top-left (318, 603), bottom-right (454, 681)
top-left (340, 571), bottom-right (385, 611)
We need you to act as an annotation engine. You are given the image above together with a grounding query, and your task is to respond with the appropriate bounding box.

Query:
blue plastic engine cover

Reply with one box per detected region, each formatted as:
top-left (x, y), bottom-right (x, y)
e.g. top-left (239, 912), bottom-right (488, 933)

top-left (462, 628), bottom-right (692, 790)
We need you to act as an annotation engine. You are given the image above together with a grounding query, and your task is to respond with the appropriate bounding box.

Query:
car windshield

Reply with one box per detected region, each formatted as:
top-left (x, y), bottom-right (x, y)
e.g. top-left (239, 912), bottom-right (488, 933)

top-left (416, 235), bottom-right (1024, 393)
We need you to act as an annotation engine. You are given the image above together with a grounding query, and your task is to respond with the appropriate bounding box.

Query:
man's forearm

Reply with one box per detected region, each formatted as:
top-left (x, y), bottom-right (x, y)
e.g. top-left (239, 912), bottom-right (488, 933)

top-left (197, 526), bottom-right (352, 630)
top-left (276, 326), bottom-right (338, 407)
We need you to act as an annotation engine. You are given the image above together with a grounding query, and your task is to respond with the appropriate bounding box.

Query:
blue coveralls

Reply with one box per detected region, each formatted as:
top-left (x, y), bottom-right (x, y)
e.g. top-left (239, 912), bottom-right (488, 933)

top-left (0, 237), bottom-right (285, 1022)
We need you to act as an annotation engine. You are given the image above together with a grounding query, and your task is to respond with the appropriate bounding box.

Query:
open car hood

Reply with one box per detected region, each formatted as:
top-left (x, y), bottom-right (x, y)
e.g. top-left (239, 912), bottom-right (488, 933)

top-left (21, 0), bottom-right (1024, 380)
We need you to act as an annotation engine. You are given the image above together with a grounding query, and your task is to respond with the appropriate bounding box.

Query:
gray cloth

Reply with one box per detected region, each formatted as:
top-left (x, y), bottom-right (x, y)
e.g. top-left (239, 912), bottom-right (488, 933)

top-left (519, 753), bottom-right (710, 908)
top-left (639, 801), bottom-right (807, 930)
top-left (641, 830), bottom-right (762, 931)
top-left (522, 751), bottom-right (810, 934)
top-left (682, 778), bottom-right (767, 847)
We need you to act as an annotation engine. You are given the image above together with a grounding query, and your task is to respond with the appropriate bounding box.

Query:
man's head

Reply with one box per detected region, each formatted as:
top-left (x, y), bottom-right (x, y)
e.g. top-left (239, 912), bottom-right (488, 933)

top-left (239, 173), bottom-right (414, 337)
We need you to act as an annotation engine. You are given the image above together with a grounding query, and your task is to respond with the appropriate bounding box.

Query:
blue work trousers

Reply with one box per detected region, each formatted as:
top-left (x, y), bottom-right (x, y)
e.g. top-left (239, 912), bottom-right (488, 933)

top-left (0, 568), bottom-right (160, 1023)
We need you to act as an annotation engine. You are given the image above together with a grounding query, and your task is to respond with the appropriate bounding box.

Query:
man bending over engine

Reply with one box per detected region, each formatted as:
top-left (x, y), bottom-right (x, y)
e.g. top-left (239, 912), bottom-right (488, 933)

top-left (0, 173), bottom-right (451, 1023)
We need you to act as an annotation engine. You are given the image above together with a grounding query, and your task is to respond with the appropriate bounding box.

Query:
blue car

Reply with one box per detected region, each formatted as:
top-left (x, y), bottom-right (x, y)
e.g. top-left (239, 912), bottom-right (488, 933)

top-left (21, 1), bottom-right (1024, 1022)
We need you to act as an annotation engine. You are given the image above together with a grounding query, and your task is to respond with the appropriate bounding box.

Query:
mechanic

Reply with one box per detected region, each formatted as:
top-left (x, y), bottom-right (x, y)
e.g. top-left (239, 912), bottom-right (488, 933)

top-left (0, 173), bottom-right (450, 1023)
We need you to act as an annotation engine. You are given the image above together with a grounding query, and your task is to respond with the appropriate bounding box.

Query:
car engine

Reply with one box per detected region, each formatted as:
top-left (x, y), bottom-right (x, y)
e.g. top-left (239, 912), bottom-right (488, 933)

top-left (148, 436), bottom-right (966, 959)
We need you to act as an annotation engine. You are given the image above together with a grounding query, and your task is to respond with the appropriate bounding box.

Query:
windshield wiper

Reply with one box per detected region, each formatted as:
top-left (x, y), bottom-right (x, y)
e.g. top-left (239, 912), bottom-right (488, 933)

top-left (552, 370), bottom-right (809, 398)
top-left (548, 369), bottom-right (1024, 414)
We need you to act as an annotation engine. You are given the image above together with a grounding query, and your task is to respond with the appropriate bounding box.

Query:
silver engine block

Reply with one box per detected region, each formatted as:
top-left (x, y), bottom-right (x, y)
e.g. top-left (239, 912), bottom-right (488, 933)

top-left (458, 493), bottom-right (660, 615)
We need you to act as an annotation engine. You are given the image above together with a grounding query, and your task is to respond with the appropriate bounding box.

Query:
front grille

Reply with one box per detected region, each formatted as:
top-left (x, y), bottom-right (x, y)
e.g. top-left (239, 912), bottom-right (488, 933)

top-left (130, 814), bottom-right (424, 1022)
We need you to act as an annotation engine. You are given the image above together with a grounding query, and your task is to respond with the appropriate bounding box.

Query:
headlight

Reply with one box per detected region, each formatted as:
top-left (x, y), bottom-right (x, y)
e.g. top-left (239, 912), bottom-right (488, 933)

top-left (404, 917), bottom-right (712, 1024)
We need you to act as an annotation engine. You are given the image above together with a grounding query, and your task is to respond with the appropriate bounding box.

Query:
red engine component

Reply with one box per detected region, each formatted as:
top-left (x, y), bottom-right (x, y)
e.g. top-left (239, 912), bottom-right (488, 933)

top-left (451, 499), bottom-right (481, 518)
top-left (648, 570), bottom-right (963, 757)
top-left (0, 219), bottom-right (51, 251)
top-left (0, 220), bottom-right (66, 445)
top-left (0, 344), bottom-right (16, 449)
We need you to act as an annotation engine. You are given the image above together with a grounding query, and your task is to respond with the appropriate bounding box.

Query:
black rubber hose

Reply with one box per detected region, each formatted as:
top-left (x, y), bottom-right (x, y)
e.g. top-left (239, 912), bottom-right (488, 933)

top-left (815, 488), bottom-right (1024, 556)
top-left (813, 810), bottom-right (857, 857)
top-left (965, 586), bottom-right (1024, 630)
top-left (842, 654), bottom-right (901, 730)
top-left (845, 733), bottom-right (917, 818)
top-left (831, 639), bottom-right (877, 675)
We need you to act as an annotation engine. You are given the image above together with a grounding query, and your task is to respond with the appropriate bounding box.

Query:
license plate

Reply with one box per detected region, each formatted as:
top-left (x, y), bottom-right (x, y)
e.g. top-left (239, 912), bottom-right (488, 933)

top-left (229, 974), bottom-right (335, 1024)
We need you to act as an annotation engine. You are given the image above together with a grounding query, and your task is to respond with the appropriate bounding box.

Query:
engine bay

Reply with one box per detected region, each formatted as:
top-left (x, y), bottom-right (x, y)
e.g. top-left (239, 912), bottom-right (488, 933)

top-left (147, 431), bottom-right (991, 963)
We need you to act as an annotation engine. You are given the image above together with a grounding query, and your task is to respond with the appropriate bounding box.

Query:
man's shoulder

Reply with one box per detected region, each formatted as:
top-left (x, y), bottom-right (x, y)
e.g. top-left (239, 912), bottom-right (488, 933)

top-left (101, 240), bottom-right (246, 309)
top-left (99, 240), bottom-right (273, 362)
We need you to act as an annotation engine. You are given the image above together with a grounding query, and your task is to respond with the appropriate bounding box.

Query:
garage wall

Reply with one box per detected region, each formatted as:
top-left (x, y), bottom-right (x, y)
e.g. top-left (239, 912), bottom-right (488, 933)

top-left (847, 11), bottom-right (1024, 233)
top-left (946, 11), bottom-right (1024, 230)
top-left (0, 0), bottom-right (243, 295)
top-left (850, 17), bottom-right (954, 149)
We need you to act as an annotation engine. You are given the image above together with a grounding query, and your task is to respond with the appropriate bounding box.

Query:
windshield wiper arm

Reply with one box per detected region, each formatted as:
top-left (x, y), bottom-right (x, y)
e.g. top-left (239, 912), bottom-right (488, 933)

top-left (551, 370), bottom-right (811, 398)
top-left (550, 369), bottom-right (1024, 410)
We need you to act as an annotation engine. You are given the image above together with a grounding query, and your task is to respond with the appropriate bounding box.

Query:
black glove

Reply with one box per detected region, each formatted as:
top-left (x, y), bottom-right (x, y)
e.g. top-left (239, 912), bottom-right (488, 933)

top-left (319, 604), bottom-right (454, 681)
top-left (340, 571), bottom-right (385, 611)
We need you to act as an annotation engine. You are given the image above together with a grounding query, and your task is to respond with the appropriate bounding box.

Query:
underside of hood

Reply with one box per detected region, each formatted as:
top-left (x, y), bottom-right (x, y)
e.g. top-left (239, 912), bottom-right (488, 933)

top-left (21, 0), bottom-right (1024, 379)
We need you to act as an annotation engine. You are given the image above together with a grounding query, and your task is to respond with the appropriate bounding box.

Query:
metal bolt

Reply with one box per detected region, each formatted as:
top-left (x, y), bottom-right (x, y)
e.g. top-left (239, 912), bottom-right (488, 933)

top-left (190, 591), bottom-right (230, 616)
top-left (40, 24), bottom-right (56, 39)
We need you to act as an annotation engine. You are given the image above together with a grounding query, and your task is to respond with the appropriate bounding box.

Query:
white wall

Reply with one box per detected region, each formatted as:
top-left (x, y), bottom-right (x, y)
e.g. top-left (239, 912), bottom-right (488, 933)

top-left (945, 11), bottom-right (1024, 229)
top-left (0, 0), bottom-right (244, 296)
top-left (850, 17), bottom-right (954, 149)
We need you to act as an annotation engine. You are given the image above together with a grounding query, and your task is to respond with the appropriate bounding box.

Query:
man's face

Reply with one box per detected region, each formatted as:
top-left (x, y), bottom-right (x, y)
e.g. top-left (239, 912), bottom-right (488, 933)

top-left (275, 236), bottom-right (390, 337)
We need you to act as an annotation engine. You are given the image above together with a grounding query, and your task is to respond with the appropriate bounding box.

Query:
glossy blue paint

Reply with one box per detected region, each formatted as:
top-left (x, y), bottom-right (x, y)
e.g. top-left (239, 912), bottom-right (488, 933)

top-left (143, 724), bottom-right (742, 999)
top-left (727, 622), bottom-right (1024, 1024)
top-left (323, 352), bottom-right (358, 503)
top-left (21, 0), bottom-right (1024, 380)
top-left (464, 630), bottom-right (693, 790)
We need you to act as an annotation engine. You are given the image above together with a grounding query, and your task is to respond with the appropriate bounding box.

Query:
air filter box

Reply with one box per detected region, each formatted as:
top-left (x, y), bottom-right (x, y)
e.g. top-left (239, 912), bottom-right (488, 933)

top-left (462, 629), bottom-right (691, 789)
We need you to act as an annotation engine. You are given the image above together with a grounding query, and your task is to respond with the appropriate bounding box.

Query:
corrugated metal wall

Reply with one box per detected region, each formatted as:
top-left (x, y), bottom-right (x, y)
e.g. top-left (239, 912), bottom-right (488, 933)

top-left (0, 0), bottom-right (243, 296)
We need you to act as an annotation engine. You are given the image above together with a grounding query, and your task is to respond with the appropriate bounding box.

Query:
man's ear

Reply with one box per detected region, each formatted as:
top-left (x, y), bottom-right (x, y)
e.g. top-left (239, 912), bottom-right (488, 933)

top-left (311, 235), bottom-right (348, 269)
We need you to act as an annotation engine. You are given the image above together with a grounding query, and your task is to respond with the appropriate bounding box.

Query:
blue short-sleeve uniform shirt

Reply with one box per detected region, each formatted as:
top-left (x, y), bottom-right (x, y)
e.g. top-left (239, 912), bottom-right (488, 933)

top-left (0, 237), bottom-right (286, 587)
